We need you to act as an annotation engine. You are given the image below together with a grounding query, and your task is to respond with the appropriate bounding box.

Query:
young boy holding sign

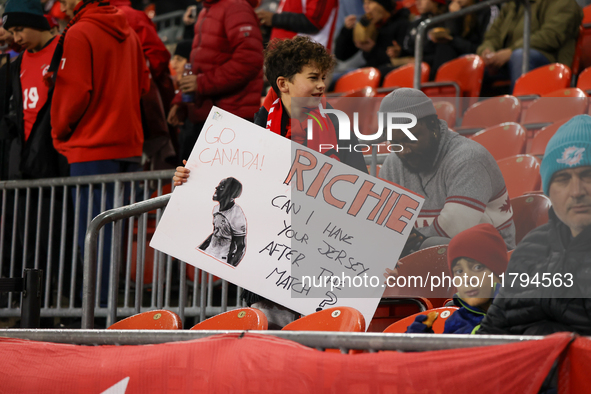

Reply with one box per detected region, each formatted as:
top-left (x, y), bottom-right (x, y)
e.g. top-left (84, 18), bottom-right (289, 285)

top-left (174, 36), bottom-right (369, 328)
top-left (174, 35), bottom-right (368, 186)
top-left (406, 223), bottom-right (508, 334)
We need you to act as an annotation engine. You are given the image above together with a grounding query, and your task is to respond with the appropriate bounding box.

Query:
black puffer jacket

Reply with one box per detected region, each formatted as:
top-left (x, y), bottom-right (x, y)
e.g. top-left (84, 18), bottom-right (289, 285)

top-left (0, 46), bottom-right (69, 180)
top-left (478, 209), bottom-right (591, 336)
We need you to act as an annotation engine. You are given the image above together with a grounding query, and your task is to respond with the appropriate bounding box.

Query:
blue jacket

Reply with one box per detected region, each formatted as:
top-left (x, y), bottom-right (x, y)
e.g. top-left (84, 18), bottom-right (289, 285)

top-left (406, 284), bottom-right (500, 334)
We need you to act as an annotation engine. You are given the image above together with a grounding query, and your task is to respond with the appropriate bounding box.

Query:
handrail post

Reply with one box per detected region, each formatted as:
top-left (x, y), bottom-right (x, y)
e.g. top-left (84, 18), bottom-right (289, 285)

top-left (521, 0), bottom-right (531, 76)
top-left (82, 194), bottom-right (171, 329)
top-left (414, 19), bottom-right (430, 89)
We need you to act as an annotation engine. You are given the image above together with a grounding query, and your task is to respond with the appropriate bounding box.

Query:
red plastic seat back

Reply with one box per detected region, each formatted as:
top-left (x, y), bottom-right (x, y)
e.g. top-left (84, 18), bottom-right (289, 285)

top-left (513, 64), bottom-right (571, 97)
top-left (433, 100), bottom-right (456, 128)
top-left (496, 155), bottom-right (542, 199)
top-left (522, 90), bottom-right (588, 125)
top-left (382, 62), bottom-right (430, 88)
top-left (383, 246), bottom-right (455, 300)
top-left (383, 307), bottom-right (459, 333)
top-left (434, 55), bottom-right (485, 98)
top-left (576, 67), bottom-right (591, 93)
top-left (461, 95), bottom-right (521, 129)
top-left (108, 310), bottom-right (182, 330)
top-left (190, 308), bottom-right (268, 330)
top-left (528, 117), bottom-right (571, 158)
top-left (334, 67), bottom-right (381, 93)
top-left (470, 122), bottom-right (526, 161)
top-left (572, 26), bottom-right (584, 76)
top-left (281, 307), bottom-right (365, 332)
top-left (511, 194), bottom-right (552, 245)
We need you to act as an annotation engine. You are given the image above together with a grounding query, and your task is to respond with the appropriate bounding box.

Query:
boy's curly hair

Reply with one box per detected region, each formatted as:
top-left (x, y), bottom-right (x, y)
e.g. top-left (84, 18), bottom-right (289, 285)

top-left (264, 36), bottom-right (336, 95)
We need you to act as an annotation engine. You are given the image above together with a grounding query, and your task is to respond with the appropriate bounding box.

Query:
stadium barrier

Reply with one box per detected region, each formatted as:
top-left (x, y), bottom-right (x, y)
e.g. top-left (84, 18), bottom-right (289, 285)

top-left (0, 170), bottom-right (242, 326)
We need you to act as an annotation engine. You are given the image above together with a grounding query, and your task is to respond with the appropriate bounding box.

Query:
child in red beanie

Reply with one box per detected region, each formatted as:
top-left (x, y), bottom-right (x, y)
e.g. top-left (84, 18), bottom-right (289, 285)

top-left (406, 223), bottom-right (509, 334)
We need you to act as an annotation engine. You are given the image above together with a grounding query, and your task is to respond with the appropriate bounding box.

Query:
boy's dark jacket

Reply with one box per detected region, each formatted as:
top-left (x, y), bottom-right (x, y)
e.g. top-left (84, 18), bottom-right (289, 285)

top-left (253, 102), bottom-right (369, 174)
top-left (406, 285), bottom-right (501, 334)
top-left (0, 45), bottom-right (69, 180)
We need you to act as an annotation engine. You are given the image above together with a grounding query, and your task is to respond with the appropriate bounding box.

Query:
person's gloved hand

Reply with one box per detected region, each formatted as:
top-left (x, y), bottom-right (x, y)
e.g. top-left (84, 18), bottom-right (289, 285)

top-left (405, 312), bottom-right (438, 334)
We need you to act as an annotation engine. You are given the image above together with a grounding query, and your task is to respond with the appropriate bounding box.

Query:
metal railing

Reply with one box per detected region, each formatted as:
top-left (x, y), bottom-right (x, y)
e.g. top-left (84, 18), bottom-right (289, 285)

top-left (81, 190), bottom-right (242, 329)
top-left (0, 170), bottom-right (184, 322)
top-left (414, 0), bottom-right (531, 89)
top-left (0, 328), bottom-right (547, 352)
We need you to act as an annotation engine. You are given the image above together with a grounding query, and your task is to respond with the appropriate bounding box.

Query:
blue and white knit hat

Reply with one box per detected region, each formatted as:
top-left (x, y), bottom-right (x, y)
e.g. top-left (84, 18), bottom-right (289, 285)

top-left (540, 114), bottom-right (591, 195)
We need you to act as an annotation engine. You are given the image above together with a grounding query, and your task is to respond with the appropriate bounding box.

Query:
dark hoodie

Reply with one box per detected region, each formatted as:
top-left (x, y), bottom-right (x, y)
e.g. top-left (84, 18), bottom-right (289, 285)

top-left (51, 1), bottom-right (150, 164)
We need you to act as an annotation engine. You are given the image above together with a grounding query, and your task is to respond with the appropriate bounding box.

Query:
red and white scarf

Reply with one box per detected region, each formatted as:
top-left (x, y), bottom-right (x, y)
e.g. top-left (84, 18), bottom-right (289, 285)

top-left (263, 89), bottom-right (340, 161)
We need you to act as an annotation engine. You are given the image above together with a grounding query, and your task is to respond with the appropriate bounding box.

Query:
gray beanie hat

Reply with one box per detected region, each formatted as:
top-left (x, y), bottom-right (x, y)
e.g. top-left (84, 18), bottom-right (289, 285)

top-left (378, 88), bottom-right (436, 122)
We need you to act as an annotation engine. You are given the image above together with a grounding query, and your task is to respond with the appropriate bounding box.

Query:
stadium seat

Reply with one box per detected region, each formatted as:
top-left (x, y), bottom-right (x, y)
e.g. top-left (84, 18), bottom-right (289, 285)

top-left (512, 63), bottom-right (571, 97)
top-left (107, 310), bottom-right (182, 330)
top-left (382, 307), bottom-right (459, 334)
top-left (281, 306), bottom-right (365, 332)
top-left (433, 100), bottom-right (456, 128)
top-left (578, 7), bottom-right (591, 73)
top-left (576, 67), bottom-right (591, 94)
top-left (521, 89), bottom-right (588, 132)
top-left (496, 155), bottom-right (542, 199)
top-left (421, 55), bottom-right (485, 115)
top-left (340, 86), bottom-right (376, 97)
top-left (528, 117), bottom-right (571, 158)
top-left (459, 95), bottom-right (521, 130)
top-left (382, 245), bottom-right (455, 300)
top-left (333, 67), bottom-right (381, 93)
top-left (379, 62), bottom-right (430, 95)
top-left (511, 194), bottom-right (552, 245)
top-left (470, 123), bottom-right (526, 161)
top-left (190, 308), bottom-right (268, 330)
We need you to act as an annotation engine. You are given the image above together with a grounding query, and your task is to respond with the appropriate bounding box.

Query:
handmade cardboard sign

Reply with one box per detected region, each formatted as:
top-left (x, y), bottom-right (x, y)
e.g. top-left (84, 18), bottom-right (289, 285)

top-left (151, 107), bottom-right (424, 329)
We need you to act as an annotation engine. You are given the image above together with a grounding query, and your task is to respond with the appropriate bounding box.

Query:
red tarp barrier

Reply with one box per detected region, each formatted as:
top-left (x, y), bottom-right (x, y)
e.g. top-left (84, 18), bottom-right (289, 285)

top-left (559, 336), bottom-right (591, 394)
top-left (0, 333), bottom-right (573, 393)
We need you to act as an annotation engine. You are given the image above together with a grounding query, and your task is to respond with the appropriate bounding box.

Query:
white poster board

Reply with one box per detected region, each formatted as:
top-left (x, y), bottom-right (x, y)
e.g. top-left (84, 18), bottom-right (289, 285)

top-left (150, 107), bottom-right (424, 329)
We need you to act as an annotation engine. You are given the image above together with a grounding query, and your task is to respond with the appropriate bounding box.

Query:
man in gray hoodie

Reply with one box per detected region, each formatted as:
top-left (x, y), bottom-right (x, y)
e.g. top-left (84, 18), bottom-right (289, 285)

top-left (379, 89), bottom-right (516, 254)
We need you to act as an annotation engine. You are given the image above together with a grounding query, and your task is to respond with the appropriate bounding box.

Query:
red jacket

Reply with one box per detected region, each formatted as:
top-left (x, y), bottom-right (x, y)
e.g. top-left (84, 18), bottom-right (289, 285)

top-left (110, 0), bottom-right (170, 78)
top-left (51, 2), bottom-right (150, 164)
top-left (173, 0), bottom-right (264, 122)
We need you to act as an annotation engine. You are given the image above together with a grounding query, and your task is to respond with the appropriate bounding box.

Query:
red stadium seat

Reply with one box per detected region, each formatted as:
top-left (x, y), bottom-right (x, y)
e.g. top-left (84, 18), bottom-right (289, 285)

top-left (421, 55), bottom-right (485, 114)
top-left (511, 194), bottom-right (551, 245)
top-left (521, 89), bottom-right (587, 127)
top-left (571, 26), bottom-right (584, 81)
top-left (578, 7), bottom-right (591, 73)
top-left (496, 155), bottom-right (542, 199)
top-left (460, 95), bottom-right (521, 129)
top-left (281, 306), bottom-right (365, 332)
top-left (190, 308), bottom-right (268, 330)
top-left (528, 117), bottom-right (571, 158)
top-left (382, 307), bottom-right (459, 333)
top-left (333, 67), bottom-right (381, 93)
top-left (470, 123), bottom-right (526, 161)
top-left (108, 310), bottom-right (182, 330)
top-left (576, 67), bottom-right (591, 94)
top-left (383, 246), bottom-right (455, 301)
top-left (513, 64), bottom-right (571, 97)
top-left (433, 100), bottom-right (456, 128)
top-left (379, 62), bottom-right (430, 97)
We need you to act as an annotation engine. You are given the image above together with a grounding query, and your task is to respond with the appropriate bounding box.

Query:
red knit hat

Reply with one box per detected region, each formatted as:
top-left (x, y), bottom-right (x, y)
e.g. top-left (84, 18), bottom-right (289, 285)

top-left (447, 223), bottom-right (509, 278)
